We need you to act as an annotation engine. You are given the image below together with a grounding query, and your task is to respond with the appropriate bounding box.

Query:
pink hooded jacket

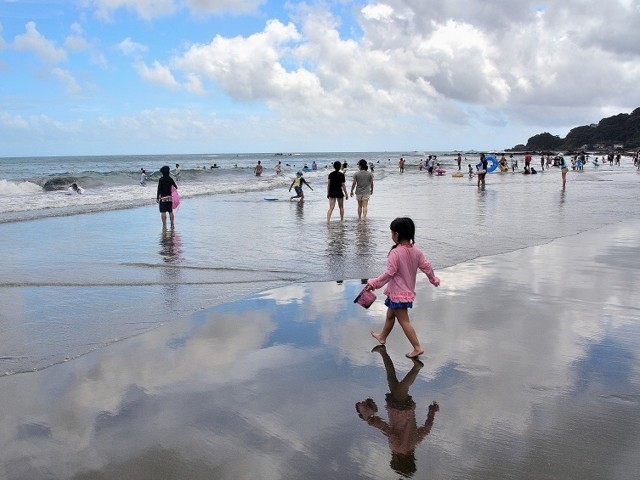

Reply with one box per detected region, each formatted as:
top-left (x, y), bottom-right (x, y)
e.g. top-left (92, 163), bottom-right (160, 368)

top-left (368, 244), bottom-right (439, 303)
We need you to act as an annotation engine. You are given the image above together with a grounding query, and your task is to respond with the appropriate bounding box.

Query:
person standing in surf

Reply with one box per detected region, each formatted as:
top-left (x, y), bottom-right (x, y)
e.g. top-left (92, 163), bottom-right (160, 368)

top-left (289, 171), bottom-right (313, 201)
top-left (367, 217), bottom-right (440, 358)
top-left (326, 160), bottom-right (349, 222)
top-left (477, 153), bottom-right (488, 188)
top-left (157, 165), bottom-right (178, 228)
top-left (559, 155), bottom-right (569, 190)
top-left (254, 160), bottom-right (263, 177)
top-left (350, 159), bottom-right (374, 220)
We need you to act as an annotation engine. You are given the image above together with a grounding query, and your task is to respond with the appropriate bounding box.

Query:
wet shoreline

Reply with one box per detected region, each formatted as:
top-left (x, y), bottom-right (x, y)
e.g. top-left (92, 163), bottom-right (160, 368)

top-left (2, 221), bottom-right (639, 479)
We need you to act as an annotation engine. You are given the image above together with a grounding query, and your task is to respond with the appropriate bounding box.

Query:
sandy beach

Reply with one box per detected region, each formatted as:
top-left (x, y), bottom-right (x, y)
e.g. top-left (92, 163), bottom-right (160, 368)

top-left (2, 215), bottom-right (640, 479)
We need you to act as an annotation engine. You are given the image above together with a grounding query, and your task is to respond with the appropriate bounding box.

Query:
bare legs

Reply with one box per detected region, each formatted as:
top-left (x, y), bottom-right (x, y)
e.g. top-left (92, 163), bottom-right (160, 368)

top-left (561, 169), bottom-right (567, 189)
top-left (161, 211), bottom-right (175, 229)
top-left (326, 197), bottom-right (345, 222)
top-left (337, 197), bottom-right (345, 220)
top-left (356, 198), bottom-right (369, 219)
top-left (360, 199), bottom-right (369, 219)
top-left (371, 307), bottom-right (424, 358)
top-left (477, 172), bottom-right (485, 188)
top-left (326, 197), bottom-right (336, 222)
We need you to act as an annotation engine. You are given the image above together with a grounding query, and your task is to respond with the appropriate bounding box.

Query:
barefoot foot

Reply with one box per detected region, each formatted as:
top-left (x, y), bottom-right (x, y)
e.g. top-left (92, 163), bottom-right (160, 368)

top-left (405, 349), bottom-right (424, 358)
top-left (370, 332), bottom-right (385, 345)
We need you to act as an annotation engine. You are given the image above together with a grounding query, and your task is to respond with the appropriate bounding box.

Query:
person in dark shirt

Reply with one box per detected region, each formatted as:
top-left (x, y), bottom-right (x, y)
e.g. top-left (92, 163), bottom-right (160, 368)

top-left (326, 160), bottom-right (349, 222)
top-left (477, 154), bottom-right (488, 188)
top-left (156, 165), bottom-right (178, 228)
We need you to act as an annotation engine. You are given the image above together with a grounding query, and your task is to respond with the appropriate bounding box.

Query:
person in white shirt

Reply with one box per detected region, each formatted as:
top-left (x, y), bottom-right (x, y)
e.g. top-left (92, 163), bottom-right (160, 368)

top-left (66, 183), bottom-right (84, 195)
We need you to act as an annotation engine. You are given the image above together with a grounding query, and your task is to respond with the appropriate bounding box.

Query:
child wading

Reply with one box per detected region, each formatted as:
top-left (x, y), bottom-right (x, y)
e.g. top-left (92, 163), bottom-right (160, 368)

top-left (367, 217), bottom-right (440, 358)
top-left (289, 171), bottom-right (313, 201)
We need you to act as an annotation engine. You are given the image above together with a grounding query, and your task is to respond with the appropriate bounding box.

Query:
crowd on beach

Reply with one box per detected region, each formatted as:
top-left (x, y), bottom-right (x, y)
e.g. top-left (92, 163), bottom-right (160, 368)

top-left (143, 148), bottom-right (640, 229)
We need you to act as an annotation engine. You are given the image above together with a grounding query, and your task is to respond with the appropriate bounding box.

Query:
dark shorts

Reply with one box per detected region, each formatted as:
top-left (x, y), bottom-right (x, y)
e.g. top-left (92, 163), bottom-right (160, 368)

top-left (159, 198), bottom-right (173, 213)
top-left (385, 297), bottom-right (413, 310)
top-left (294, 186), bottom-right (303, 195)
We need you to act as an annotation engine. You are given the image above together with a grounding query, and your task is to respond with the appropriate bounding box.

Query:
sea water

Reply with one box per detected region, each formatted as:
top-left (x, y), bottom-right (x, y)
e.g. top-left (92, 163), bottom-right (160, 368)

top-left (0, 152), bottom-right (418, 223)
top-left (1, 152), bottom-right (639, 374)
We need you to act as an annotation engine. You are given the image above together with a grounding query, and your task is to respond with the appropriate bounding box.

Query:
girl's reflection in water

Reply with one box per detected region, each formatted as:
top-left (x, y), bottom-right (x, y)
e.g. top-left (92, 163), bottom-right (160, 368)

top-left (356, 345), bottom-right (439, 478)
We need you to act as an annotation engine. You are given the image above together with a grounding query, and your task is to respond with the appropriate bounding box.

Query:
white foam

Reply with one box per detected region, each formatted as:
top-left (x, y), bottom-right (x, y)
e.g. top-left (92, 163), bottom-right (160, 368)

top-left (0, 179), bottom-right (43, 195)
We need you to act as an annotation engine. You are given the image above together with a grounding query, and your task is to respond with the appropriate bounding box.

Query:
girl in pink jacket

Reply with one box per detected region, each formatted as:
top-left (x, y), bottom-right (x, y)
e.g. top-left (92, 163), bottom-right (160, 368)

top-left (367, 217), bottom-right (440, 358)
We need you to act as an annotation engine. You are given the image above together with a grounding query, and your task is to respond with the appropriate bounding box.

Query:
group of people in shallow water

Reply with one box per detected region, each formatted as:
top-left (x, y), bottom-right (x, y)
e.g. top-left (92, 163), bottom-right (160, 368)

top-left (324, 159), bottom-right (375, 222)
top-left (150, 149), bottom-right (639, 229)
top-left (285, 159), bottom-right (375, 222)
top-left (467, 150), bottom-right (640, 190)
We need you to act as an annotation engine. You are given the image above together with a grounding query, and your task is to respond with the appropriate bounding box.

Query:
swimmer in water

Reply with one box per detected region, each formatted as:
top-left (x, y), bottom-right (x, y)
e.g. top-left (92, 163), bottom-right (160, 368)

top-left (67, 183), bottom-right (84, 194)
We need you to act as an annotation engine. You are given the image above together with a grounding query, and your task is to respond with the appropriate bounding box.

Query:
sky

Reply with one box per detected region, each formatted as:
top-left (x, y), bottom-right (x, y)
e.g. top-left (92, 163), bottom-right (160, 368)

top-left (1, 0), bottom-right (639, 157)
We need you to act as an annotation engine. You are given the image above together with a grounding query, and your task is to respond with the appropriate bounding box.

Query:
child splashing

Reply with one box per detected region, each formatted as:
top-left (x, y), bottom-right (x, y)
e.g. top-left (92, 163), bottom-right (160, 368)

top-left (367, 217), bottom-right (440, 358)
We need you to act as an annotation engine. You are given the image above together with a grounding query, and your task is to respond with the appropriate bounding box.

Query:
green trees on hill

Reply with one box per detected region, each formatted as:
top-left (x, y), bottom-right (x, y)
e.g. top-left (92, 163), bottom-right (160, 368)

top-left (511, 107), bottom-right (640, 151)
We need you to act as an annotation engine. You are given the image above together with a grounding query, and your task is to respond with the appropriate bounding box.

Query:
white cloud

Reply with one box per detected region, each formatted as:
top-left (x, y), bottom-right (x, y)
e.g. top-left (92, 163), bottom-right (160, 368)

top-left (116, 37), bottom-right (148, 56)
top-left (0, 111), bottom-right (29, 129)
top-left (361, 3), bottom-right (394, 21)
top-left (52, 67), bottom-right (81, 94)
top-left (92, 0), bottom-right (177, 21)
top-left (184, 73), bottom-right (206, 95)
top-left (65, 23), bottom-right (91, 52)
top-left (12, 21), bottom-right (67, 64)
top-left (135, 60), bottom-right (180, 88)
top-left (185, 0), bottom-right (267, 15)
top-left (173, 19), bottom-right (305, 101)
top-left (90, 0), bottom-right (266, 19)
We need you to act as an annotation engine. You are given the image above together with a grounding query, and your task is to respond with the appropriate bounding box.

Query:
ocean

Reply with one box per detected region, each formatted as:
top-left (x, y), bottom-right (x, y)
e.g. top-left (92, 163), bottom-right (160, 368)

top-left (0, 151), bottom-right (432, 223)
top-left (1, 151), bottom-right (639, 375)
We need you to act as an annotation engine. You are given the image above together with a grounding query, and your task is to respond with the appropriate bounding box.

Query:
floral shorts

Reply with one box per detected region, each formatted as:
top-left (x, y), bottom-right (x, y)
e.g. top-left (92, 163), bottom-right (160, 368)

top-left (385, 297), bottom-right (413, 310)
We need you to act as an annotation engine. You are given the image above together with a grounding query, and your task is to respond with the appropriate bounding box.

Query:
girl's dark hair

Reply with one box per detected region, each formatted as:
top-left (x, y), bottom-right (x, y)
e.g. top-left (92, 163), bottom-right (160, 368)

top-left (358, 159), bottom-right (368, 170)
top-left (333, 160), bottom-right (342, 170)
top-left (160, 165), bottom-right (171, 176)
top-left (390, 217), bottom-right (416, 249)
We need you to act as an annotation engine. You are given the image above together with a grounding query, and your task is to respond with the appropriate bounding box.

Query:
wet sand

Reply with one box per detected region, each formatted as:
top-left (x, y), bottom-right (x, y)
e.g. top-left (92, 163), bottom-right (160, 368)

top-left (2, 220), bottom-right (639, 479)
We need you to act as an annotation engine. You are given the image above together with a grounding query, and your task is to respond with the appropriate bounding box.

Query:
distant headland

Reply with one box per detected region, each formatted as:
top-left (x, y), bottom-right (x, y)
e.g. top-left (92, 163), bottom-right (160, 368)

top-left (508, 107), bottom-right (640, 153)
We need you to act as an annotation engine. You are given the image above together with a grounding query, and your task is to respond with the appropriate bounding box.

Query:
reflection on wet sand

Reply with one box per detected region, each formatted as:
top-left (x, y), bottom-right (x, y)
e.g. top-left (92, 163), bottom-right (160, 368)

top-left (159, 227), bottom-right (183, 305)
top-left (159, 227), bottom-right (182, 264)
top-left (295, 199), bottom-right (304, 220)
top-left (2, 222), bottom-right (640, 479)
top-left (356, 345), bottom-right (438, 478)
top-left (325, 223), bottom-right (348, 279)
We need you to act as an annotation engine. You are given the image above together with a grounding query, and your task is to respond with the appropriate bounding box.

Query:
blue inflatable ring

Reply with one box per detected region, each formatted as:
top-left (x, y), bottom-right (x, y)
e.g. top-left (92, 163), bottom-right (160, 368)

top-left (485, 155), bottom-right (498, 173)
